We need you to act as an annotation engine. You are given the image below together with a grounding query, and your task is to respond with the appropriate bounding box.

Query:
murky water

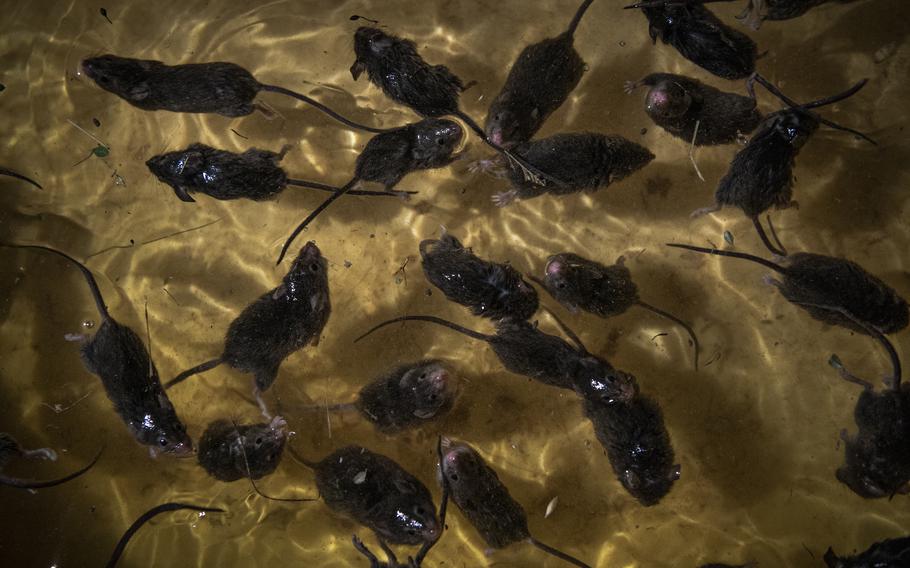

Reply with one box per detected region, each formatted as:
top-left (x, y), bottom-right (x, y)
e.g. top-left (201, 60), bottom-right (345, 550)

top-left (1, 0), bottom-right (908, 566)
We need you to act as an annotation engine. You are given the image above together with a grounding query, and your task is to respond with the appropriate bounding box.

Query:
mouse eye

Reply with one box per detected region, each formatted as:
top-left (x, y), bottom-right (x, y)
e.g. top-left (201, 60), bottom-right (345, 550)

top-left (255, 437), bottom-right (263, 446)
top-left (557, 282), bottom-right (566, 289)
top-left (429, 393), bottom-right (438, 401)
top-left (419, 373), bottom-right (427, 380)
top-left (449, 473), bottom-right (459, 481)
top-left (435, 137), bottom-right (446, 146)
top-left (309, 262), bottom-right (320, 272)
top-left (158, 437), bottom-right (168, 447)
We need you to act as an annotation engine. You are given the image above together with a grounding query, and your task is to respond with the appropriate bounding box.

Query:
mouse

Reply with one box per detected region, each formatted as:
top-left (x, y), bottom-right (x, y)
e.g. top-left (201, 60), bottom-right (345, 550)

top-left (626, 0), bottom-right (757, 80)
top-left (0, 167), bottom-right (42, 189)
top-left (438, 437), bottom-right (592, 567)
top-left (106, 502), bottom-right (225, 568)
top-left (493, 132), bottom-right (654, 207)
top-left (0, 433), bottom-right (102, 490)
top-left (146, 143), bottom-right (415, 203)
top-left (483, 0), bottom-right (597, 148)
top-left (166, 241), bottom-right (331, 419)
top-left (276, 118), bottom-right (463, 264)
top-left (824, 535), bottom-right (910, 568)
top-left (81, 54), bottom-right (387, 133)
top-left (737, 0), bottom-right (858, 30)
top-left (536, 252), bottom-right (700, 370)
top-left (623, 72), bottom-right (762, 146)
top-left (699, 564), bottom-right (755, 568)
top-left (692, 75), bottom-right (874, 256)
top-left (2, 244), bottom-right (192, 457)
top-left (197, 416), bottom-right (288, 482)
top-left (419, 229), bottom-right (539, 321)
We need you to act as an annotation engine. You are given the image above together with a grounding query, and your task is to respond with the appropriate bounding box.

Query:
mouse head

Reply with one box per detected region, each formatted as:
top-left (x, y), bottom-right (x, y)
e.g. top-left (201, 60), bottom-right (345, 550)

top-left (631, 2), bottom-right (693, 42)
top-left (645, 81), bottom-right (692, 119)
top-left (236, 416), bottom-right (288, 473)
top-left (374, 477), bottom-right (440, 545)
top-left (761, 109), bottom-right (819, 149)
top-left (622, 462), bottom-right (681, 507)
top-left (400, 360), bottom-right (457, 421)
top-left (835, 449), bottom-right (907, 499)
top-left (484, 96), bottom-right (537, 149)
top-left (146, 144), bottom-right (208, 186)
top-left (82, 55), bottom-right (159, 102)
top-left (410, 119), bottom-right (464, 168)
top-left (543, 253), bottom-right (639, 317)
top-left (573, 357), bottom-right (639, 405)
top-left (439, 437), bottom-right (490, 499)
top-left (284, 241), bottom-right (330, 298)
top-left (134, 404), bottom-right (193, 458)
top-left (351, 27), bottom-right (397, 79)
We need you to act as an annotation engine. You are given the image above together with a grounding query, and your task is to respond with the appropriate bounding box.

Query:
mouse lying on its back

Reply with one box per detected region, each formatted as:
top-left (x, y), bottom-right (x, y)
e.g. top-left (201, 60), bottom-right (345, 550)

top-left (0, 433), bottom-right (101, 490)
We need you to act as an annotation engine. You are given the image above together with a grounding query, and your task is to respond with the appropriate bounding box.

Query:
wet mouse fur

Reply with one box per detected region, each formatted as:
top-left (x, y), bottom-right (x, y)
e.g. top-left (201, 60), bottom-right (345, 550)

top-left (739, 0), bottom-right (859, 30)
top-left (625, 72), bottom-right (762, 145)
top-left (197, 416), bottom-right (288, 482)
top-left (824, 535), bottom-right (910, 568)
top-left (355, 360), bottom-right (457, 433)
top-left (0, 433), bottom-right (101, 490)
top-left (484, 0), bottom-right (596, 148)
top-left (419, 230), bottom-right (539, 321)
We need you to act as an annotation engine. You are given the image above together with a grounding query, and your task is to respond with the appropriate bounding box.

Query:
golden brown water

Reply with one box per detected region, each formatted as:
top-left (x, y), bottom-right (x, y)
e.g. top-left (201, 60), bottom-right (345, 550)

top-left (1, 0), bottom-right (909, 566)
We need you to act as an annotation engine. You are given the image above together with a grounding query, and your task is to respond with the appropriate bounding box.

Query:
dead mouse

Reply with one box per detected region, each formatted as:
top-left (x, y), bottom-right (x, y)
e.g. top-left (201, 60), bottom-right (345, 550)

top-left (493, 132), bottom-right (654, 207)
top-left (484, 0), bottom-right (597, 148)
top-left (537, 252), bottom-right (700, 370)
top-left (692, 75), bottom-right (874, 256)
top-left (0, 167), bottom-right (42, 189)
top-left (81, 54), bottom-right (386, 132)
top-left (276, 118), bottom-right (463, 264)
top-left (626, 0), bottom-right (757, 80)
top-left (197, 416), bottom-right (288, 482)
top-left (824, 535), bottom-right (910, 568)
top-left (419, 229), bottom-right (539, 321)
top-left (146, 143), bottom-right (415, 203)
top-left (737, 0), bottom-right (859, 30)
top-left (0, 433), bottom-right (102, 490)
top-left (2, 244), bottom-right (192, 457)
top-left (166, 241), bottom-right (331, 419)
top-left (439, 437), bottom-right (592, 567)
top-left (624, 72), bottom-right (762, 146)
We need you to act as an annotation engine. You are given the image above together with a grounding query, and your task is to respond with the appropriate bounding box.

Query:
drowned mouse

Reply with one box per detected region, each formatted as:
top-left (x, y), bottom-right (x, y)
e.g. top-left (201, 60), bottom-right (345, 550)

top-left (166, 241), bottom-right (330, 419)
top-left (81, 54), bottom-right (386, 132)
top-left (0, 433), bottom-right (101, 490)
top-left (1, 244), bottom-right (192, 456)
top-left (824, 535), bottom-right (910, 568)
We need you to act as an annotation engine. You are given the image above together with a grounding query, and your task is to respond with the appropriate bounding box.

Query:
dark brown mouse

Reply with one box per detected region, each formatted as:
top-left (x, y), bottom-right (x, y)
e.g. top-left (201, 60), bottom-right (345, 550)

top-left (539, 252), bottom-right (700, 369)
top-left (419, 230), bottom-right (539, 321)
top-left (166, 241), bottom-right (330, 418)
top-left (0, 433), bottom-right (101, 490)
top-left (737, 0), bottom-right (859, 30)
top-left (146, 143), bottom-right (415, 203)
top-left (824, 535), bottom-right (910, 568)
top-left (439, 437), bottom-right (592, 567)
top-left (624, 72), bottom-right (762, 145)
top-left (699, 564), bottom-right (755, 568)
top-left (2, 244), bottom-right (192, 456)
top-left (276, 118), bottom-right (463, 264)
top-left (197, 416), bottom-right (288, 482)
top-left (81, 54), bottom-right (387, 132)
top-left (352, 360), bottom-right (456, 433)
top-left (0, 167), bottom-right (42, 189)
top-left (494, 132), bottom-right (654, 206)
top-left (484, 0), bottom-right (597, 148)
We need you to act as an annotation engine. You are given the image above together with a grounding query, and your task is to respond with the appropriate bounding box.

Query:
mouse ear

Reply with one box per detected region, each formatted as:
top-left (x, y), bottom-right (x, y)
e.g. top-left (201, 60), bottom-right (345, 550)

top-left (128, 82), bottom-right (151, 101)
top-left (622, 469), bottom-right (640, 489)
top-left (350, 60), bottom-right (366, 81)
top-left (393, 477), bottom-right (418, 495)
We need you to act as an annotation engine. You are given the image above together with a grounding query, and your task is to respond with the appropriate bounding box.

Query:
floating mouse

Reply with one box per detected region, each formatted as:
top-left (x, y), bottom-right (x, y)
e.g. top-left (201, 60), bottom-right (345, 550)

top-left (737, 0), bottom-right (858, 30)
top-left (420, 230), bottom-right (539, 321)
top-left (2, 244), bottom-right (192, 456)
top-left (197, 416), bottom-right (288, 482)
top-left (624, 72), bottom-right (762, 146)
top-left (0, 433), bottom-right (101, 490)
top-left (439, 437), bottom-right (592, 567)
top-left (537, 252), bottom-right (700, 370)
top-left (626, 0), bottom-right (757, 80)
top-left (692, 75), bottom-right (874, 256)
top-left (81, 54), bottom-right (387, 132)
top-left (276, 118), bottom-right (463, 264)
top-left (106, 502), bottom-right (225, 568)
top-left (824, 535), bottom-right (910, 568)
top-left (493, 132), bottom-right (654, 207)
top-left (484, 0), bottom-right (597, 148)
top-left (146, 143), bottom-right (415, 203)
top-left (0, 167), bottom-right (42, 189)
top-left (166, 241), bottom-right (331, 418)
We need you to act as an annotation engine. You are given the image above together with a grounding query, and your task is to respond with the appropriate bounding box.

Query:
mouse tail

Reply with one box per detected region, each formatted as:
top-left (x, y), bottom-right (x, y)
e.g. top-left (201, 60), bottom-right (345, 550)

top-left (105, 502), bottom-right (225, 568)
top-left (277, 178), bottom-right (358, 265)
top-left (665, 243), bottom-right (786, 274)
top-left (286, 178), bottom-right (416, 197)
top-left (0, 167), bottom-right (43, 189)
top-left (566, 0), bottom-right (596, 37)
top-left (528, 537), bottom-right (592, 568)
top-left (541, 307), bottom-right (589, 355)
top-left (0, 446), bottom-right (102, 490)
top-left (752, 215), bottom-right (788, 257)
top-left (636, 301), bottom-right (700, 371)
top-left (228, 418), bottom-right (316, 504)
top-left (286, 445), bottom-right (321, 470)
top-left (354, 315), bottom-right (490, 343)
top-left (258, 84), bottom-right (391, 134)
top-left (164, 357), bottom-right (224, 390)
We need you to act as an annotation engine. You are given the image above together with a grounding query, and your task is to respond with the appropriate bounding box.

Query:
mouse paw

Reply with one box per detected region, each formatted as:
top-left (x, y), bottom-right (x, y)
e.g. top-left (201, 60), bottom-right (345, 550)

top-left (761, 275), bottom-right (783, 288)
top-left (64, 333), bottom-right (87, 343)
top-left (622, 80), bottom-right (640, 95)
top-left (23, 447), bottom-right (57, 461)
top-left (690, 204), bottom-right (721, 218)
top-left (491, 191), bottom-right (517, 208)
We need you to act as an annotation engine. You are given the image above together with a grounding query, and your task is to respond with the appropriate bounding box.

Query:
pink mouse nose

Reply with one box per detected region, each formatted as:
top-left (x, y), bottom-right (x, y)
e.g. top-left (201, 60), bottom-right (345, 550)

top-left (546, 259), bottom-right (564, 277)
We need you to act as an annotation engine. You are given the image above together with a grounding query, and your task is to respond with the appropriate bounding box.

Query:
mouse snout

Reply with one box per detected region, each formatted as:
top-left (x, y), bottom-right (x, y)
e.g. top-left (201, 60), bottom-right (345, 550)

top-left (545, 258), bottom-right (564, 277)
top-left (645, 88), bottom-right (671, 113)
top-left (269, 416), bottom-right (289, 436)
top-left (430, 368), bottom-right (449, 389)
top-left (489, 128), bottom-right (503, 147)
top-left (170, 441), bottom-right (195, 458)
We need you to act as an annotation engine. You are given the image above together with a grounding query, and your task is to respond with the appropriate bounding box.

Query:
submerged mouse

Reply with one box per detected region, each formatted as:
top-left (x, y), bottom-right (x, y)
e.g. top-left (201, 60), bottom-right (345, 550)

top-left (538, 252), bottom-right (700, 369)
top-left (627, 0), bottom-right (757, 80)
top-left (146, 143), bottom-right (414, 203)
top-left (0, 433), bottom-right (101, 490)
top-left (439, 437), bottom-right (592, 567)
top-left (484, 0), bottom-right (596, 148)
top-left (494, 132), bottom-right (654, 207)
top-left (277, 118), bottom-right (463, 264)
top-left (197, 416), bottom-right (288, 482)
top-left (693, 75), bottom-right (874, 256)
top-left (824, 535), bottom-right (910, 568)
top-left (419, 230), bottom-right (539, 321)
top-left (166, 241), bottom-right (330, 418)
top-left (624, 72), bottom-right (762, 146)
top-left (3, 244), bottom-right (192, 456)
top-left (0, 167), bottom-right (42, 189)
top-left (738, 0), bottom-right (858, 30)
top-left (81, 54), bottom-right (386, 132)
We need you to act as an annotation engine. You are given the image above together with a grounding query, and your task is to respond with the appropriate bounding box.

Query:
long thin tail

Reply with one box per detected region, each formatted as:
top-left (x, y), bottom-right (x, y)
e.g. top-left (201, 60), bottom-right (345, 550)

top-left (105, 503), bottom-right (225, 568)
top-left (665, 243), bottom-right (786, 274)
top-left (752, 216), bottom-right (788, 257)
top-left (542, 306), bottom-right (589, 354)
top-left (0, 167), bottom-right (42, 189)
top-left (354, 315), bottom-right (489, 343)
top-left (286, 178), bottom-right (415, 197)
top-left (0, 446), bottom-right (102, 490)
top-left (230, 418), bottom-right (316, 503)
top-left (1, 243), bottom-right (111, 320)
top-left (164, 358), bottom-right (223, 389)
top-left (277, 178), bottom-right (357, 265)
top-left (636, 301), bottom-right (700, 371)
top-left (259, 84), bottom-right (390, 134)
top-left (287, 445), bottom-right (320, 469)
top-left (411, 436), bottom-right (450, 567)
top-left (529, 536), bottom-right (592, 568)
top-left (566, 0), bottom-right (596, 36)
